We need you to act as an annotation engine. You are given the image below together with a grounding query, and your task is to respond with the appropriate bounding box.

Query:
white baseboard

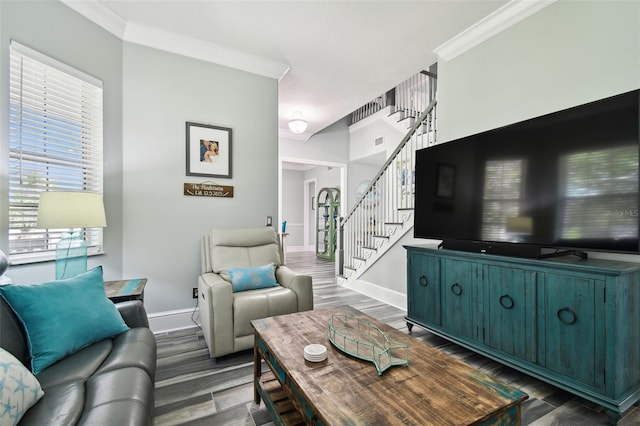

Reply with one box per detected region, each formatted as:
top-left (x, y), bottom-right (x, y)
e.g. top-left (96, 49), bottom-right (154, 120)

top-left (342, 279), bottom-right (407, 311)
top-left (148, 307), bottom-right (200, 334)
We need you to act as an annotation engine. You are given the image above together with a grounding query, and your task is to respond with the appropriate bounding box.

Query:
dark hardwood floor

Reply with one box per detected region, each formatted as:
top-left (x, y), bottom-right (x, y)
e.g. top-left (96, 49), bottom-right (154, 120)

top-left (153, 251), bottom-right (640, 425)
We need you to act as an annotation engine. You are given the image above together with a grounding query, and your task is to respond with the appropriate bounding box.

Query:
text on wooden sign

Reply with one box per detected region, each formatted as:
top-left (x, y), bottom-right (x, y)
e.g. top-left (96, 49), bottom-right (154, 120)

top-left (184, 183), bottom-right (234, 198)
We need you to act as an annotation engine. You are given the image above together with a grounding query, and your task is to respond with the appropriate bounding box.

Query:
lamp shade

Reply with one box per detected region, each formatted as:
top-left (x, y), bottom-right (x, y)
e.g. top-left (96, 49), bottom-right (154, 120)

top-left (37, 191), bottom-right (107, 229)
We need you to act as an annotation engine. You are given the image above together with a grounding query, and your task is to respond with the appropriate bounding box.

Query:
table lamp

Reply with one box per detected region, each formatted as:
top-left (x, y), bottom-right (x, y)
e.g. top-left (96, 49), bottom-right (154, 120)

top-left (37, 191), bottom-right (107, 279)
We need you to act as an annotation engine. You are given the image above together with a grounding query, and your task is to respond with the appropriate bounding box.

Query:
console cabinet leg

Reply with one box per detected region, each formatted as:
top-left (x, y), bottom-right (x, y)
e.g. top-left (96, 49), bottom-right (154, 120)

top-left (605, 409), bottom-right (621, 425)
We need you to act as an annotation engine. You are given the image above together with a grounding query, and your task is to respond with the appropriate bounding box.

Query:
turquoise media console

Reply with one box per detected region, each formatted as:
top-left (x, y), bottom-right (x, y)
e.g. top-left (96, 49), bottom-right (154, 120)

top-left (405, 244), bottom-right (640, 424)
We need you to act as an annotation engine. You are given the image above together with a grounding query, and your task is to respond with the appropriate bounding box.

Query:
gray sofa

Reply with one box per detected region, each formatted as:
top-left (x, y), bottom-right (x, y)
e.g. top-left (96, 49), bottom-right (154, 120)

top-left (0, 296), bottom-right (157, 425)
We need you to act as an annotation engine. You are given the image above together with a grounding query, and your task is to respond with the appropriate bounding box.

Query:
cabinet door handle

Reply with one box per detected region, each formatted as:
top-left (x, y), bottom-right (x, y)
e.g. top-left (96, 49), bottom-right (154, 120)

top-left (451, 283), bottom-right (463, 296)
top-left (419, 276), bottom-right (428, 287)
top-left (499, 294), bottom-right (515, 309)
top-left (557, 307), bottom-right (577, 325)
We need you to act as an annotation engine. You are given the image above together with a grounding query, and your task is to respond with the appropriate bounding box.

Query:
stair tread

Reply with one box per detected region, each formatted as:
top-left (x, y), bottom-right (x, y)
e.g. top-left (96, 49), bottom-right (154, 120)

top-left (373, 235), bottom-right (390, 239)
top-left (385, 222), bottom-right (403, 225)
top-left (362, 246), bottom-right (377, 250)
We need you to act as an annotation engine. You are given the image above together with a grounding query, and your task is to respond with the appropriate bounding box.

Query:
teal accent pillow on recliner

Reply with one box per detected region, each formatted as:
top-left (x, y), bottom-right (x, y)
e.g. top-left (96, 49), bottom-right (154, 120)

top-left (228, 263), bottom-right (278, 292)
top-left (0, 266), bottom-right (129, 374)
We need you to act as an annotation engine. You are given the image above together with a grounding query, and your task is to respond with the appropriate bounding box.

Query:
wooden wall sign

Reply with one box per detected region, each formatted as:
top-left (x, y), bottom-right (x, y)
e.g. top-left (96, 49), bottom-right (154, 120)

top-left (184, 183), bottom-right (234, 198)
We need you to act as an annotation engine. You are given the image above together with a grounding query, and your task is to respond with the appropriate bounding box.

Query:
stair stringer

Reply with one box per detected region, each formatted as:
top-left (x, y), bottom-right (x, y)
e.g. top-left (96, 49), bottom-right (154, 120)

top-left (339, 208), bottom-right (414, 285)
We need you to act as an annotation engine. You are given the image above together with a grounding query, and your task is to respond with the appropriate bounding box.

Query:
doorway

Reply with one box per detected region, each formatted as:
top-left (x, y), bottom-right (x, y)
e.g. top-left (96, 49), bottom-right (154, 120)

top-left (279, 158), bottom-right (347, 254)
top-left (304, 179), bottom-right (316, 251)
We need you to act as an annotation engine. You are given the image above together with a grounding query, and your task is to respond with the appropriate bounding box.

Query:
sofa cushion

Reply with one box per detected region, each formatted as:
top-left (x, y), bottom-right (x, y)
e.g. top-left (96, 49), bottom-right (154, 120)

top-left (0, 347), bottom-right (44, 425)
top-left (35, 340), bottom-right (113, 390)
top-left (82, 367), bottom-right (154, 425)
top-left (228, 263), bottom-right (278, 292)
top-left (0, 266), bottom-right (129, 374)
top-left (18, 381), bottom-right (84, 426)
top-left (0, 296), bottom-right (29, 367)
top-left (94, 328), bottom-right (157, 380)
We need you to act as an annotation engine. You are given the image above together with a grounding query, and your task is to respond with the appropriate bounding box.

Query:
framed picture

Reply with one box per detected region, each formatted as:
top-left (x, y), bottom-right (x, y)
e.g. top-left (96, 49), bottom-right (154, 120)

top-left (435, 163), bottom-right (455, 198)
top-left (186, 122), bottom-right (232, 178)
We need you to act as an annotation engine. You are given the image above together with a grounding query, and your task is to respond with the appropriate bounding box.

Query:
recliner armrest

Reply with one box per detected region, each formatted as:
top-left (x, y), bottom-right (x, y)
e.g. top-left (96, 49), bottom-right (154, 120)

top-left (198, 272), bottom-right (234, 358)
top-left (116, 301), bottom-right (150, 328)
top-left (276, 266), bottom-right (313, 311)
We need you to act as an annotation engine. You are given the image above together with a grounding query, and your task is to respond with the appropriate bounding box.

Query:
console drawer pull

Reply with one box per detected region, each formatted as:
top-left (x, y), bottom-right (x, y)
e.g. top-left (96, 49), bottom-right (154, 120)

top-left (557, 307), bottom-right (577, 325)
top-left (499, 294), bottom-right (515, 309)
top-left (451, 283), bottom-right (463, 296)
top-left (419, 276), bottom-right (428, 287)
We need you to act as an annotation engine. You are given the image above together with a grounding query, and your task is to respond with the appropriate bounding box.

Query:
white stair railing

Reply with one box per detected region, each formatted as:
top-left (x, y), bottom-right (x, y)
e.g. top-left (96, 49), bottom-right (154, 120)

top-left (351, 71), bottom-right (434, 125)
top-left (339, 100), bottom-right (437, 280)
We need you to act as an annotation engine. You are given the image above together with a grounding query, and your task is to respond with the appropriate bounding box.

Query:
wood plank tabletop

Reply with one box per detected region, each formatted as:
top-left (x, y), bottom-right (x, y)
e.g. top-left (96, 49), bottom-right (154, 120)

top-left (104, 278), bottom-right (146, 297)
top-left (252, 305), bottom-right (528, 425)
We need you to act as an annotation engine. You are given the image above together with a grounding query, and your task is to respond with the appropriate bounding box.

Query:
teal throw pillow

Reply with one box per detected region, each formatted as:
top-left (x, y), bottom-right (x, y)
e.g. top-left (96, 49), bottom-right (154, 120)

top-left (228, 263), bottom-right (278, 292)
top-left (0, 347), bottom-right (44, 425)
top-left (0, 266), bottom-right (129, 374)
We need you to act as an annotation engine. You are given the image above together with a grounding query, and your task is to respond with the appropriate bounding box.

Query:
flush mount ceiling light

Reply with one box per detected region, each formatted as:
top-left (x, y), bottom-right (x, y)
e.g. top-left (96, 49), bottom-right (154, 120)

top-left (288, 111), bottom-right (308, 134)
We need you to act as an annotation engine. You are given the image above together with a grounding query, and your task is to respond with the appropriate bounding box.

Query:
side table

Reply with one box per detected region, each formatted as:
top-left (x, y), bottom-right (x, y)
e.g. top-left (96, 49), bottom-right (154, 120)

top-left (104, 278), bottom-right (147, 304)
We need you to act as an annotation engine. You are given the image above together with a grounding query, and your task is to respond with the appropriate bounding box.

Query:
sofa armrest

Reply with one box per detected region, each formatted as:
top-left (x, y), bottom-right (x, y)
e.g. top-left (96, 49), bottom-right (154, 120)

top-left (116, 301), bottom-right (150, 328)
top-left (276, 266), bottom-right (313, 312)
top-left (198, 272), bottom-right (234, 358)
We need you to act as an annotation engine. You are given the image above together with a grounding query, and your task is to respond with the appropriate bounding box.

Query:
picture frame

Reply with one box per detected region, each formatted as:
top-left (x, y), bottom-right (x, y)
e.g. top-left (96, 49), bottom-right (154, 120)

top-left (435, 163), bottom-right (455, 198)
top-left (186, 122), bottom-right (232, 178)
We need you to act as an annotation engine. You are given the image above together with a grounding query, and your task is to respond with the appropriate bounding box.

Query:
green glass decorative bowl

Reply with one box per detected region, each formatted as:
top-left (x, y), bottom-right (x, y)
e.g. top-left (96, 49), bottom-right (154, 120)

top-left (328, 313), bottom-right (408, 375)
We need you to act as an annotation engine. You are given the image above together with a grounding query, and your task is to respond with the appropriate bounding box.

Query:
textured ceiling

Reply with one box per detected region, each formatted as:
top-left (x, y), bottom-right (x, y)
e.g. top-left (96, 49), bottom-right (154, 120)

top-left (96, 0), bottom-right (507, 140)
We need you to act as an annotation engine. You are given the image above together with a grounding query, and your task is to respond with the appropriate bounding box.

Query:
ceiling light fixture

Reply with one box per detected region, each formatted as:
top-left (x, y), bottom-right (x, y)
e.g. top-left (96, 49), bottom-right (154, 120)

top-left (288, 111), bottom-right (308, 134)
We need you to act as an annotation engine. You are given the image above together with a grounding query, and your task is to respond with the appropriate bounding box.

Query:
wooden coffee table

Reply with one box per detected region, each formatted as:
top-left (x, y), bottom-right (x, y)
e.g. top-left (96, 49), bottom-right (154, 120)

top-left (251, 306), bottom-right (528, 425)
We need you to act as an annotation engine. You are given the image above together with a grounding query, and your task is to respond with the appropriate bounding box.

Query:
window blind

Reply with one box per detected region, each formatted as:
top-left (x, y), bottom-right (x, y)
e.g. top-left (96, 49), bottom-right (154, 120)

top-left (561, 146), bottom-right (638, 239)
top-left (8, 41), bottom-right (104, 264)
top-left (481, 159), bottom-right (525, 241)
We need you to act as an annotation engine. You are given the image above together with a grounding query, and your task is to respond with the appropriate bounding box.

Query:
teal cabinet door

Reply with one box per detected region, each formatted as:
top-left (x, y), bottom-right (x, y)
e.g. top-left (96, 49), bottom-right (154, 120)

top-left (442, 259), bottom-right (477, 341)
top-left (539, 272), bottom-right (605, 390)
top-left (484, 266), bottom-right (535, 362)
top-left (407, 252), bottom-right (441, 326)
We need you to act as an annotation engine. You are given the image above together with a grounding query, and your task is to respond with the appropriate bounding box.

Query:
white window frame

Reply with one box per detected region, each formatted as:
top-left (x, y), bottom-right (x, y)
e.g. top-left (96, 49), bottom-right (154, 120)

top-left (8, 41), bottom-right (104, 264)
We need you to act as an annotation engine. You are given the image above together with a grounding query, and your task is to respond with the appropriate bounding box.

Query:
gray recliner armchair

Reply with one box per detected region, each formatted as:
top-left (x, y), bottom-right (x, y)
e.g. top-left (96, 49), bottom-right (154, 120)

top-left (198, 227), bottom-right (313, 358)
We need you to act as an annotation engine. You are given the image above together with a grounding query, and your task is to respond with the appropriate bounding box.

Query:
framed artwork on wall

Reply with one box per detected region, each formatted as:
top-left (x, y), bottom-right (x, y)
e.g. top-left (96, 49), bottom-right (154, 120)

top-left (186, 122), bottom-right (232, 178)
top-left (435, 163), bottom-right (455, 198)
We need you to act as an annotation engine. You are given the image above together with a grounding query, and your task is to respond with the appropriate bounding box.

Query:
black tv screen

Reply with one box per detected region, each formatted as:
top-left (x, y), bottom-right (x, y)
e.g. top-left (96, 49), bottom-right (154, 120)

top-left (414, 89), bottom-right (640, 256)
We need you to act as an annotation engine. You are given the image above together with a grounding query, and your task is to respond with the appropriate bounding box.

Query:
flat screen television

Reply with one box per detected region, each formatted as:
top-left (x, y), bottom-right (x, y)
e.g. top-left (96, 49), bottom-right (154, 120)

top-left (414, 89), bottom-right (640, 258)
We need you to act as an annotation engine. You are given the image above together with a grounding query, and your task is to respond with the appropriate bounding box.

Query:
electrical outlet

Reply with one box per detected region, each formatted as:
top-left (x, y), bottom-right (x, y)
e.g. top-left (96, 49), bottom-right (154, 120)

top-left (266, 216), bottom-right (272, 226)
top-left (192, 287), bottom-right (198, 299)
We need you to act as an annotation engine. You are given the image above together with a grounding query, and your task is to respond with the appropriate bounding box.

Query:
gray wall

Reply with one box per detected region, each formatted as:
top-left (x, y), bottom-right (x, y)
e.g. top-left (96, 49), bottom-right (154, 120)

top-left (437, 0), bottom-right (640, 143)
top-left (280, 118), bottom-right (350, 164)
top-left (0, 0), bottom-right (124, 282)
top-left (122, 43), bottom-right (278, 313)
top-left (0, 1), bottom-right (279, 317)
top-left (306, 166), bottom-right (341, 195)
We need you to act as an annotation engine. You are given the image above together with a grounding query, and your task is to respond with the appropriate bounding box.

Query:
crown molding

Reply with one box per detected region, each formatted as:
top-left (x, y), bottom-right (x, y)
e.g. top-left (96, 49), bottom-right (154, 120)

top-left (61, 0), bottom-right (126, 39)
top-left (61, 0), bottom-right (290, 80)
top-left (434, 0), bottom-right (557, 61)
top-left (124, 22), bottom-right (290, 80)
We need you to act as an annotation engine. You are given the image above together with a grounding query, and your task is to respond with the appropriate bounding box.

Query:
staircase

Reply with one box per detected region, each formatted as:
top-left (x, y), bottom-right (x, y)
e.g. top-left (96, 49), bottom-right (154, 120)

top-left (339, 70), bottom-right (437, 284)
